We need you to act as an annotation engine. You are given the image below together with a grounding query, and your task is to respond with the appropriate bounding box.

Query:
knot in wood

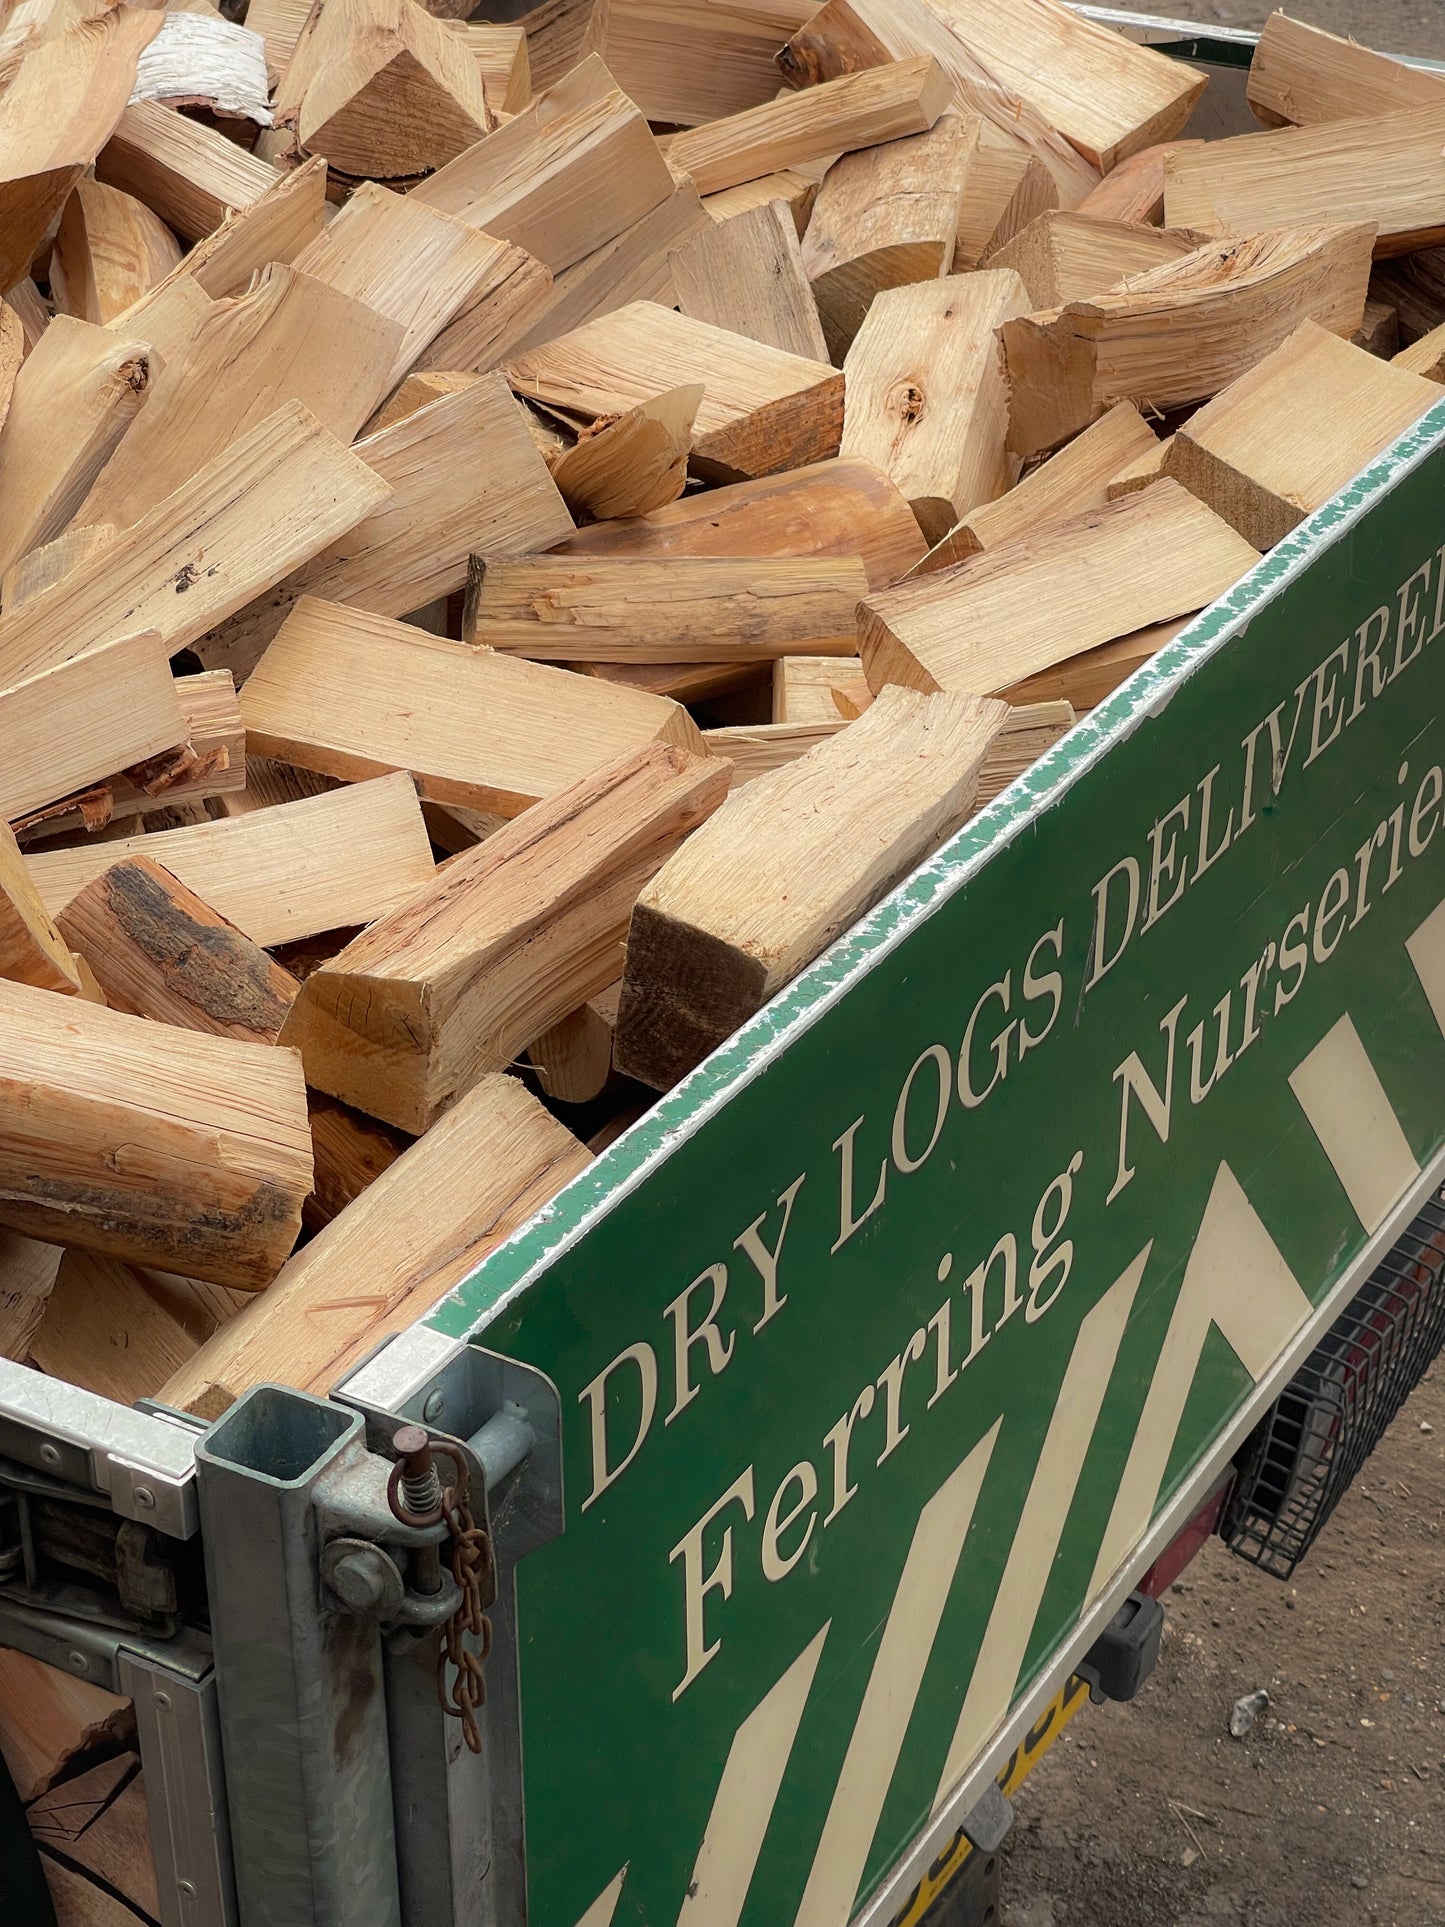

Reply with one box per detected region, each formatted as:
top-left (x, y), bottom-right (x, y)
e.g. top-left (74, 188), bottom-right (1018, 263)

top-left (889, 380), bottom-right (927, 423)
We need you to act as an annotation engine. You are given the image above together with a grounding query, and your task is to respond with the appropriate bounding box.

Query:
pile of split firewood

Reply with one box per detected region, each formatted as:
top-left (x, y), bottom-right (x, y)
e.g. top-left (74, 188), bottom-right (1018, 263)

top-left (3, 2), bottom-right (1445, 1872)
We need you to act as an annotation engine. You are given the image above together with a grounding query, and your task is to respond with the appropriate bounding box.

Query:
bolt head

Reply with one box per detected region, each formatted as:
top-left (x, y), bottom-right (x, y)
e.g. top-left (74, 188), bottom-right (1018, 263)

top-left (67, 1651), bottom-right (87, 1673)
top-left (177, 1880), bottom-right (197, 1898)
top-left (422, 1390), bottom-right (445, 1422)
top-left (133, 1485), bottom-right (155, 1509)
top-left (322, 1537), bottom-right (405, 1620)
top-left (39, 1443), bottom-right (61, 1466)
top-left (392, 1423), bottom-right (429, 1457)
top-left (154, 1692), bottom-right (173, 1712)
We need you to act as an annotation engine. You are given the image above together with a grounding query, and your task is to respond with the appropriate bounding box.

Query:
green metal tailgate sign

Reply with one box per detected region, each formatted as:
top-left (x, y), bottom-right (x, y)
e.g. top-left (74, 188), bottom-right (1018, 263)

top-left (429, 405), bottom-right (1445, 1927)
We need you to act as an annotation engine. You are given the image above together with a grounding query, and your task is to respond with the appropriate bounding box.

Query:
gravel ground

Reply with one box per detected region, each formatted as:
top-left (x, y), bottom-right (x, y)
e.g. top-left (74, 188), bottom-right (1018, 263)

top-left (1130, 0), bottom-right (1445, 60)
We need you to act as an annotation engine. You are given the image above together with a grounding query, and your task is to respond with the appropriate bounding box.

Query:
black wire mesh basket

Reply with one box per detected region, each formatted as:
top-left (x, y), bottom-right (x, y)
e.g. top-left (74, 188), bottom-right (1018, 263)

top-left (1224, 1190), bottom-right (1445, 1580)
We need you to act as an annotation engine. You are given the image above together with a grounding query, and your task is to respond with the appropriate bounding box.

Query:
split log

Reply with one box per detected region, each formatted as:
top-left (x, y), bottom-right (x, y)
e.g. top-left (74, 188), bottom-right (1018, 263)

top-left (548, 383), bottom-right (700, 520)
top-left (0, 821), bottom-right (85, 995)
top-left (49, 178), bottom-right (182, 325)
top-left (97, 99), bottom-right (280, 245)
top-left (79, 266), bottom-right (404, 532)
top-left (1246, 13), bottom-right (1445, 130)
top-left (773, 653), bottom-right (873, 721)
top-left (1163, 108), bottom-right (1445, 258)
top-left (0, 1648), bottom-right (132, 1803)
top-left (118, 154), bottom-right (327, 311)
top-left (304, 1093), bottom-right (411, 1235)
top-left (197, 374), bottom-right (571, 679)
top-left (571, 659), bottom-right (770, 704)
top-left (29, 1250), bottom-right (238, 1405)
top-left (244, 0), bottom-right (313, 83)
top-left (528, 982), bottom-right (620, 1103)
top-left (2, 525), bottom-right (114, 614)
top-left (465, 554), bottom-right (866, 659)
top-left (841, 270), bottom-right (1032, 541)
top-left (400, 244), bottom-right (552, 377)
top-left (451, 23), bottom-right (532, 115)
top-left (28, 1755), bottom-right (158, 1922)
top-left (0, 630), bottom-right (185, 823)
top-left (614, 686), bottom-right (1004, 1087)
top-left (605, 0), bottom-right (808, 126)
top-left (671, 198), bottom-right (829, 363)
top-left (489, 181), bottom-right (710, 362)
top-left (0, 977), bottom-right (311, 1288)
top-left (1002, 616), bottom-right (1186, 711)
top-left (0, 301), bottom-right (23, 426)
top-left (987, 210), bottom-right (1196, 308)
top-left (704, 719), bottom-right (846, 782)
top-left (56, 857), bottom-right (299, 1042)
top-left (1107, 433), bottom-right (1173, 500)
top-left (1372, 249), bottom-right (1445, 344)
top-left (489, 0), bottom-right (604, 91)
top-left (108, 271), bottom-right (211, 366)
top-left (1164, 320), bottom-right (1442, 549)
top-left (911, 401), bottom-right (1158, 569)
top-left (240, 596), bottom-right (705, 817)
top-left (506, 298), bottom-right (842, 480)
top-left (413, 55), bottom-right (675, 275)
top-left (704, 172), bottom-right (819, 236)
top-left (365, 368), bottom-right (483, 434)
top-left (295, 0), bottom-right (492, 178)
top-left (662, 56), bottom-right (950, 197)
top-left (801, 113), bottom-right (977, 360)
top-left (972, 698), bottom-right (1075, 800)
top-left (1001, 222), bottom-right (1376, 457)
top-left (857, 480), bottom-right (1259, 698)
top-left (555, 455), bottom-right (927, 585)
top-left (0, 6), bottom-right (164, 290)
top-left (160, 1073), bottom-right (591, 1413)
top-left (1074, 139), bottom-right (1202, 227)
top-left (0, 1227), bottom-right (64, 1361)
top-left (0, 399), bottom-right (391, 686)
top-left (1353, 298), bottom-right (1400, 357)
top-left (282, 744), bottom-right (730, 1130)
top-left (291, 180), bottom-right (542, 390)
top-left (214, 755), bottom-right (340, 819)
top-left (27, 772), bottom-right (436, 948)
top-left (775, 0), bottom-right (1099, 207)
top-left (42, 1855), bottom-right (149, 1927)
top-left (957, 122), bottom-right (1057, 269)
top-left (5, 279), bottom-right (49, 355)
top-left (1395, 321), bottom-right (1445, 380)
top-left (0, 316), bottom-right (154, 582)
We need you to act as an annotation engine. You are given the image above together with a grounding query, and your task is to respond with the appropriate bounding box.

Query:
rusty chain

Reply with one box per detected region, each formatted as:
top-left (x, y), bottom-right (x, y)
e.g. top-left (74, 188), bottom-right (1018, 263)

top-left (437, 1455), bottom-right (495, 1756)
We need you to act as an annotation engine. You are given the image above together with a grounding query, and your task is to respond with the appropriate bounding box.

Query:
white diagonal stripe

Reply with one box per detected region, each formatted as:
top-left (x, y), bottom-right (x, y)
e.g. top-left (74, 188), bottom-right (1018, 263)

top-left (793, 1421), bottom-right (1001, 1927)
top-left (1289, 1014), bottom-right (1419, 1232)
top-left (933, 1249), bottom-right (1148, 1809)
top-left (1407, 895), bottom-right (1445, 1038)
top-left (575, 1867), bottom-right (627, 1927)
top-left (679, 1624), bottom-right (830, 1926)
top-left (1090, 1162), bottom-right (1310, 1595)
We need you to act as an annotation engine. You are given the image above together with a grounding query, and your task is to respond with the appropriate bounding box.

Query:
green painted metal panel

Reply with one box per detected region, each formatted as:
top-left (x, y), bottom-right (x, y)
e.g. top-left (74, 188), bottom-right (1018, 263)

top-left (428, 403), bottom-right (1445, 1926)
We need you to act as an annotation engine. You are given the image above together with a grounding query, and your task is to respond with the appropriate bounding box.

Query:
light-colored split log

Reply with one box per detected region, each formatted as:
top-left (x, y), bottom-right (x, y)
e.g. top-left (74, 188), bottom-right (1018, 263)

top-left (1163, 108), bottom-right (1445, 258)
top-left (239, 596), bottom-right (704, 818)
top-left (0, 1648), bottom-right (132, 1803)
top-left (988, 210), bottom-right (1196, 308)
top-left (1353, 298), bottom-right (1400, 357)
top-left (401, 243), bottom-right (553, 378)
top-left (466, 554), bottom-right (866, 659)
top-left (1164, 320), bottom-right (1442, 549)
top-left (2, 525), bottom-right (114, 614)
top-left (0, 820), bottom-right (85, 995)
top-left (489, 181), bottom-right (710, 361)
top-left (801, 113), bottom-right (977, 360)
top-left (291, 181), bottom-right (537, 389)
top-left (29, 1251), bottom-right (241, 1406)
top-left (0, 316), bottom-right (154, 581)
top-left (0, 1226), bottom-right (64, 1362)
top-left (662, 56), bottom-right (950, 197)
top-left (1106, 433), bottom-right (1174, 500)
top-left (671, 198), bottom-right (829, 362)
top-left (556, 455), bottom-right (927, 585)
top-left (1394, 320), bottom-right (1445, 381)
top-left (26, 772), bottom-right (435, 949)
top-left (1373, 250), bottom-right (1445, 345)
top-left (972, 698), bottom-right (1074, 800)
top-left (910, 400), bottom-right (1158, 569)
top-left (0, 977), bottom-right (311, 1288)
top-left (775, 0), bottom-right (1099, 208)
top-left (506, 299), bottom-right (842, 480)
top-left (1246, 13), bottom-right (1445, 130)
top-left (528, 982), bottom-right (620, 1103)
top-left (281, 743), bottom-right (729, 1130)
top-left (957, 121), bottom-right (1057, 268)
top-left (27, 1751), bottom-right (159, 1922)
top-left (1000, 616), bottom-right (1186, 711)
top-left (49, 178), bottom-right (182, 325)
top-left (614, 685), bottom-right (1004, 1087)
top-left (412, 55), bottom-right (675, 275)
top-left (841, 270), bottom-right (1031, 542)
top-left (1002, 222), bottom-right (1376, 457)
top-left (495, 0), bottom-right (604, 89)
top-left (0, 300), bottom-right (24, 425)
top-left (303, 1093), bottom-right (411, 1235)
top-left (108, 271), bottom-right (211, 365)
top-left (704, 172), bottom-right (819, 237)
top-left (198, 376), bottom-right (571, 678)
top-left (244, 0), bottom-right (313, 83)
top-left (97, 99), bottom-right (280, 245)
top-left (449, 22), bottom-right (531, 115)
top-left (80, 266), bottom-right (403, 533)
top-left (0, 400), bottom-right (391, 686)
top-left (295, 0), bottom-right (492, 178)
top-left (5, 279), bottom-right (49, 356)
top-left (0, 630), bottom-right (185, 823)
top-left (772, 653), bottom-right (873, 722)
top-left (56, 857), bottom-right (299, 1042)
top-left (571, 660), bottom-right (769, 704)
top-left (548, 383), bottom-right (700, 520)
top-left (857, 480), bottom-right (1259, 698)
top-left (160, 1074), bottom-right (591, 1412)
top-left (606, 0), bottom-right (813, 127)
top-left (364, 368), bottom-right (484, 435)
top-left (0, 6), bottom-right (164, 289)
top-left (1075, 140), bottom-right (1202, 227)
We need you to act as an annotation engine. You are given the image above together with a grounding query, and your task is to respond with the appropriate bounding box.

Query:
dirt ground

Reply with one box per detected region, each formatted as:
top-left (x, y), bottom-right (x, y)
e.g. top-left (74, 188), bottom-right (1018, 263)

top-left (1141, 0), bottom-right (1445, 59)
top-left (1002, 1366), bottom-right (1445, 1927)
